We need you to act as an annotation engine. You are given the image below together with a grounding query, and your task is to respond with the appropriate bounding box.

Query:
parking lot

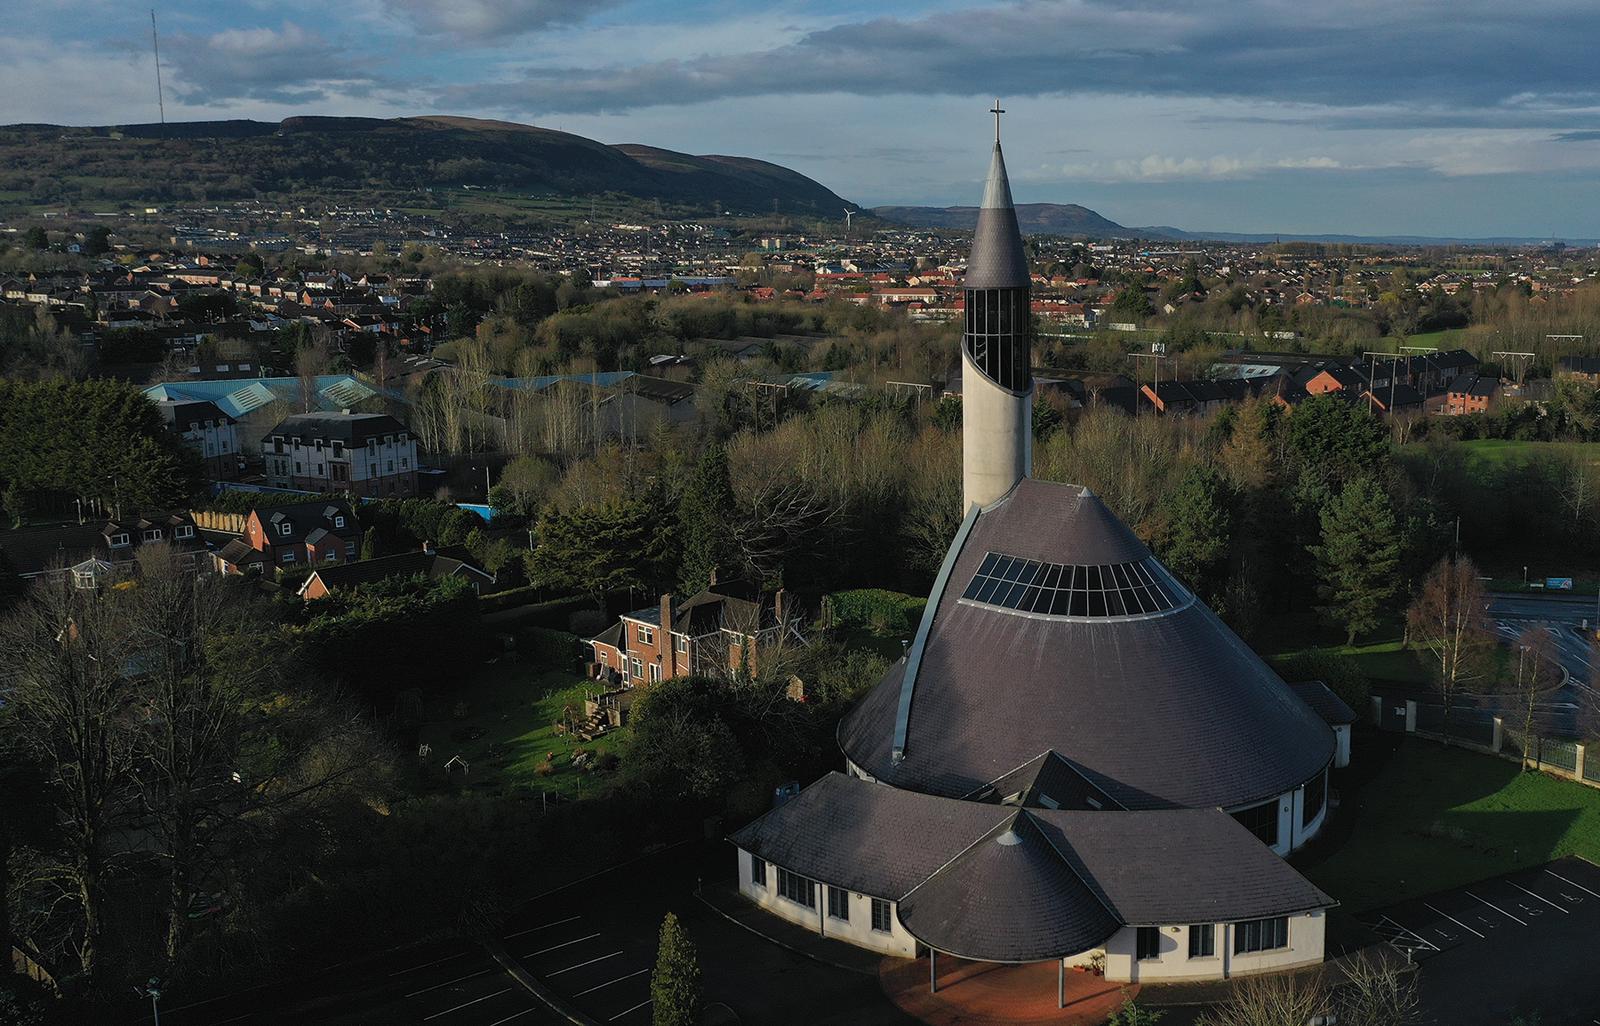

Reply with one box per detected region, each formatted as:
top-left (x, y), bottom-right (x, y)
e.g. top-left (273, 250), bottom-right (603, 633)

top-left (1360, 856), bottom-right (1600, 1025)
top-left (161, 939), bottom-right (553, 1026)
top-left (502, 902), bottom-right (657, 1024)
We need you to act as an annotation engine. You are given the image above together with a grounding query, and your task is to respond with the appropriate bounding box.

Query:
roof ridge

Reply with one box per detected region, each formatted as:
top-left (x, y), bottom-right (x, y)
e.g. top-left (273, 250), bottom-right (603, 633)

top-left (1020, 808), bottom-right (1123, 925)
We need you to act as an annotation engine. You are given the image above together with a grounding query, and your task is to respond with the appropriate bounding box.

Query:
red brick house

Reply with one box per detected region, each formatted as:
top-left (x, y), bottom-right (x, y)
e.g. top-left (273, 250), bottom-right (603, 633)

top-left (588, 579), bottom-right (798, 686)
top-left (214, 500), bottom-right (362, 575)
top-left (1443, 373), bottom-right (1499, 415)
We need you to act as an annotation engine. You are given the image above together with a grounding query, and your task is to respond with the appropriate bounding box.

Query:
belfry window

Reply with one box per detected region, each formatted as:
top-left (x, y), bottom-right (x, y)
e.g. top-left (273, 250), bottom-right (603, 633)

top-left (964, 288), bottom-right (1031, 392)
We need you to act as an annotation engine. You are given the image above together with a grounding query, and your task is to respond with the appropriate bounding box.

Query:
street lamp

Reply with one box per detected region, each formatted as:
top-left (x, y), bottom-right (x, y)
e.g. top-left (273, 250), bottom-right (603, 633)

top-left (137, 977), bottom-right (162, 1025)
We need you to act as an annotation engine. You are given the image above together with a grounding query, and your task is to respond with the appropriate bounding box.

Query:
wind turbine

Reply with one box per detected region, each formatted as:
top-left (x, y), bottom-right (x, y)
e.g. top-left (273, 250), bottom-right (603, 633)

top-left (843, 208), bottom-right (854, 237)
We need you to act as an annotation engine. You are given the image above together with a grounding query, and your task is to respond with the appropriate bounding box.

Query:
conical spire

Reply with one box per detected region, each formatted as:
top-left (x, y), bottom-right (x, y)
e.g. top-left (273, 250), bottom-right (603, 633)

top-left (965, 138), bottom-right (1029, 289)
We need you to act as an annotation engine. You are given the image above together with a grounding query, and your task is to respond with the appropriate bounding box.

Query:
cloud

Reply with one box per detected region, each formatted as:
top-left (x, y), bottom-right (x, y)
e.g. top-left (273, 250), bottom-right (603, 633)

top-left (167, 22), bottom-right (388, 105)
top-left (378, 0), bottom-right (616, 42)
top-left (1041, 153), bottom-right (1346, 183)
top-left (1554, 129), bottom-right (1600, 142)
top-left (429, 0), bottom-right (1600, 125)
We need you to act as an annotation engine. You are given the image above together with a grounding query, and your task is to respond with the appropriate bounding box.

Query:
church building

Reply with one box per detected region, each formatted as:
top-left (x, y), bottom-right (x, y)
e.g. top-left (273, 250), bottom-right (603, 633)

top-left (728, 112), bottom-right (1353, 993)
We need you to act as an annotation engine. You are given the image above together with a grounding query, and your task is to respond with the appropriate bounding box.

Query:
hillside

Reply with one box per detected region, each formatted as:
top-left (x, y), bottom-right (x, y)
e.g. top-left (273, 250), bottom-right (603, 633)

top-left (0, 115), bottom-right (859, 216)
top-left (872, 202), bottom-right (1132, 237)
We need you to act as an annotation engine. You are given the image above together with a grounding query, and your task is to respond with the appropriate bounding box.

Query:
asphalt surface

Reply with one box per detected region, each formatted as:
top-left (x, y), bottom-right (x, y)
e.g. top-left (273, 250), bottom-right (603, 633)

top-left (1360, 856), bottom-right (1600, 1025)
top-left (1484, 591), bottom-right (1600, 735)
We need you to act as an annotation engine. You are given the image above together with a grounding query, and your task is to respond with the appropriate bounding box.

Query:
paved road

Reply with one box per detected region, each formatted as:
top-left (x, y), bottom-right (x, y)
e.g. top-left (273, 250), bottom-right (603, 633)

top-left (1484, 592), bottom-right (1600, 735)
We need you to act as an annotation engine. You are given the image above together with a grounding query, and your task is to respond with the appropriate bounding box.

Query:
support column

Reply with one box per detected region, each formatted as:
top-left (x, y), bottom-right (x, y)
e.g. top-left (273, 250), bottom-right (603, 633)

top-left (930, 949), bottom-right (938, 994)
top-left (1058, 959), bottom-right (1065, 1009)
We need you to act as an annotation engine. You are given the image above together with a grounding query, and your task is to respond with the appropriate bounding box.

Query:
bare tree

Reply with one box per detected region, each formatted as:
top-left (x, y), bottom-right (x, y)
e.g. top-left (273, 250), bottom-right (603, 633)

top-left (1407, 555), bottom-right (1493, 734)
top-left (294, 332), bottom-right (332, 413)
top-left (1, 569), bottom-right (141, 979)
top-left (1196, 968), bottom-right (1331, 1026)
top-left (1331, 950), bottom-right (1420, 1026)
top-left (1510, 625), bottom-right (1560, 770)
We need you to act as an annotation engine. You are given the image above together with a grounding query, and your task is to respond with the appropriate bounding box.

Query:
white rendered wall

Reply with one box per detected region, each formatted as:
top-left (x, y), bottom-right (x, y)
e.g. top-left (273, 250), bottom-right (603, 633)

top-left (1103, 912), bottom-right (1326, 983)
top-left (1334, 724), bottom-right (1351, 768)
top-left (961, 348), bottom-right (1034, 510)
top-left (735, 849), bottom-right (916, 958)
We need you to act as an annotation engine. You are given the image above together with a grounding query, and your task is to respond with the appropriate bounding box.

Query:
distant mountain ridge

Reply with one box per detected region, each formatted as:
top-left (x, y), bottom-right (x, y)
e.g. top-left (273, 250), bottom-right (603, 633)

top-left (0, 115), bottom-right (859, 216)
top-left (873, 203), bottom-right (1598, 247)
top-left (872, 202), bottom-right (1129, 236)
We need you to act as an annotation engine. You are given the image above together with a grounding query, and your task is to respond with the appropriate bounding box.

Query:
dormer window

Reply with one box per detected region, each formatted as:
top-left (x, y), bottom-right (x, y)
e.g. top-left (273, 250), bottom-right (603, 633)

top-left (334, 515), bottom-right (345, 528)
top-left (142, 529), bottom-right (162, 542)
top-left (174, 525), bottom-right (194, 540)
top-left (109, 532), bottom-right (130, 547)
top-left (278, 523), bottom-right (292, 537)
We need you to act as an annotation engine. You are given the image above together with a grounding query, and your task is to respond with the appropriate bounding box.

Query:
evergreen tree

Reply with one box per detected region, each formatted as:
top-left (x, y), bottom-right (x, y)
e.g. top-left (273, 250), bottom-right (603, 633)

top-left (1286, 394), bottom-right (1390, 487)
top-left (651, 912), bottom-right (702, 1026)
top-left (1219, 396), bottom-right (1279, 491)
top-left (528, 497), bottom-right (673, 607)
top-left (1160, 465), bottom-right (1232, 604)
top-left (676, 446), bottom-right (737, 595)
top-left (359, 527), bottom-right (379, 561)
top-left (1310, 476), bottom-right (1400, 645)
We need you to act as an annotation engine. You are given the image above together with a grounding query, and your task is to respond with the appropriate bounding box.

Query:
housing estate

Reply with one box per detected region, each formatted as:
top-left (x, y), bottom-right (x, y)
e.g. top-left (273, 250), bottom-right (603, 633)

top-left (213, 500), bottom-right (362, 574)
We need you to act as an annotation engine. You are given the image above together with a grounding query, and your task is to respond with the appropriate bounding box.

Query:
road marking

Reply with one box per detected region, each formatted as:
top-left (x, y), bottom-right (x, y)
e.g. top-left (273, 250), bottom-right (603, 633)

top-left (485, 1012), bottom-right (536, 1026)
top-left (1467, 890), bottom-right (1527, 925)
top-left (1509, 880), bottom-right (1569, 913)
top-left (1547, 868), bottom-right (1600, 900)
top-left (574, 968), bottom-right (650, 997)
top-left (1424, 902), bottom-right (1484, 939)
top-left (406, 968), bottom-right (492, 998)
top-left (391, 950), bottom-right (472, 976)
top-left (549, 951), bottom-right (623, 976)
top-left (422, 987), bottom-right (513, 1021)
top-left (503, 916), bottom-right (581, 941)
top-left (609, 998), bottom-right (653, 1020)
top-left (1370, 915), bottom-right (1438, 953)
top-left (521, 933), bottom-right (602, 958)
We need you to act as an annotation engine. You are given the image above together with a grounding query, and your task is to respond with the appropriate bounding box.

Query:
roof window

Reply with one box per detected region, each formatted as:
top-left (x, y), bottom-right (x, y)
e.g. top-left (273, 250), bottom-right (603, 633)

top-left (961, 552), bottom-right (1183, 618)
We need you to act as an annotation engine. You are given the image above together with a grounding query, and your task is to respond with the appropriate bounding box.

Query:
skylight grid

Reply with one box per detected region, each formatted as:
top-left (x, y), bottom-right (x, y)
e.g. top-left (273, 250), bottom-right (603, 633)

top-left (961, 552), bottom-right (1179, 617)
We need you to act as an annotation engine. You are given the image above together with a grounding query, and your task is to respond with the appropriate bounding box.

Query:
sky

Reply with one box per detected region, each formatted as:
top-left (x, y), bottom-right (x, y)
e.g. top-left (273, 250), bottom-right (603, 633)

top-left (8, 0), bottom-right (1600, 238)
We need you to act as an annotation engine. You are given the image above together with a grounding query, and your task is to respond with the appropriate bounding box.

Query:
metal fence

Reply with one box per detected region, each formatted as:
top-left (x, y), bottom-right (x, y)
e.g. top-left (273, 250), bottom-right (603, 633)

top-left (1376, 689), bottom-right (1599, 789)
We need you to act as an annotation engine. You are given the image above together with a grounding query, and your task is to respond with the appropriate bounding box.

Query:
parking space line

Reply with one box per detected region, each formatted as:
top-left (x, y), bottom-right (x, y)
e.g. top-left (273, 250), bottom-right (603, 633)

top-left (422, 987), bottom-right (513, 1021)
top-left (521, 933), bottom-right (602, 958)
top-left (609, 997), bottom-right (653, 1021)
top-left (574, 968), bottom-right (650, 997)
top-left (1467, 891), bottom-right (1527, 925)
top-left (1509, 880), bottom-right (1569, 913)
top-left (485, 1012), bottom-right (536, 1026)
top-left (405, 968), bottom-right (493, 998)
top-left (391, 950), bottom-right (472, 976)
top-left (1424, 902), bottom-right (1485, 939)
top-left (1547, 868), bottom-right (1600, 900)
top-left (549, 951), bottom-right (623, 976)
top-left (503, 916), bottom-right (581, 941)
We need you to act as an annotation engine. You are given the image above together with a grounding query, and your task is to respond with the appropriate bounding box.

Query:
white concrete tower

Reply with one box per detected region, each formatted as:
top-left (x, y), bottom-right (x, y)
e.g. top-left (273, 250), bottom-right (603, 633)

top-left (961, 103), bottom-right (1033, 510)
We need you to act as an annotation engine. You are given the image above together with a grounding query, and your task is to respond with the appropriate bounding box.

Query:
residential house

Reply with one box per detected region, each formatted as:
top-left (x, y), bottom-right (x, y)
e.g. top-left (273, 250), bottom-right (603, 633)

top-left (0, 510), bottom-right (202, 585)
top-left (1557, 356), bottom-right (1600, 384)
top-left (214, 500), bottom-right (362, 575)
top-left (261, 412), bottom-right (418, 497)
top-left (1444, 374), bottom-right (1500, 415)
top-left (298, 543), bottom-right (494, 600)
top-left (588, 579), bottom-right (797, 686)
top-left (154, 398), bottom-right (241, 479)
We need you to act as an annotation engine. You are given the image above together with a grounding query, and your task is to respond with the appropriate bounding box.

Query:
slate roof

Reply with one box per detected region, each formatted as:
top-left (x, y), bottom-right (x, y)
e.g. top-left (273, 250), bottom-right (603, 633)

top-left (898, 812), bottom-right (1119, 963)
top-left (265, 411), bottom-right (410, 447)
top-left (729, 773), bottom-right (1009, 900)
top-left (258, 501), bottom-right (361, 546)
top-left (839, 479), bottom-right (1334, 811)
top-left (964, 142), bottom-right (1029, 291)
top-left (300, 548), bottom-right (492, 595)
top-left (730, 773), bottom-right (1335, 962)
top-left (1288, 681), bottom-right (1358, 726)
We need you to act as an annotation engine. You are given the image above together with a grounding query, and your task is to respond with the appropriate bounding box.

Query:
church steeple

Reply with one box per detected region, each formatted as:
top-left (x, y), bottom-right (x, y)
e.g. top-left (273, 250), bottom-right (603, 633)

top-left (961, 102), bottom-right (1034, 510)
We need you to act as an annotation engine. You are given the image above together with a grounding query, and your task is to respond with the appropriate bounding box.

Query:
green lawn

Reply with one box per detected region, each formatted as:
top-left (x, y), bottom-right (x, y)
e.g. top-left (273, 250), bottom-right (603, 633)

top-left (1271, 637), bottom-right (1433, 686)
top-left (1457, 438), bottom-right (1600, 468)
top-left (1305, 738), bottom-right (1600, 912)
top-left (414, 662), bottom-right (630, 801)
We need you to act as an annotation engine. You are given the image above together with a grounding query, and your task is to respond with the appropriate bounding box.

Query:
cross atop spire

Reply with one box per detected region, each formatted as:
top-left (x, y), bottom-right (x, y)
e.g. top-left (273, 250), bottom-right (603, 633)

top-left (990, 99), bottom-right (1005, 142)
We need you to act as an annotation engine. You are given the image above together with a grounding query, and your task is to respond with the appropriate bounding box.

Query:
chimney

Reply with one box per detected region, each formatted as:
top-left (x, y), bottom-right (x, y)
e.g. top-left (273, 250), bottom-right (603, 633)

top-left (659, 592), bottom-right (675, 677)
top-left (773, 587), bottom-right (786, 627)
top-left (421, 539), bottom-right (435, 555)
top-left (708, 567), bottom-right (718, 587)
